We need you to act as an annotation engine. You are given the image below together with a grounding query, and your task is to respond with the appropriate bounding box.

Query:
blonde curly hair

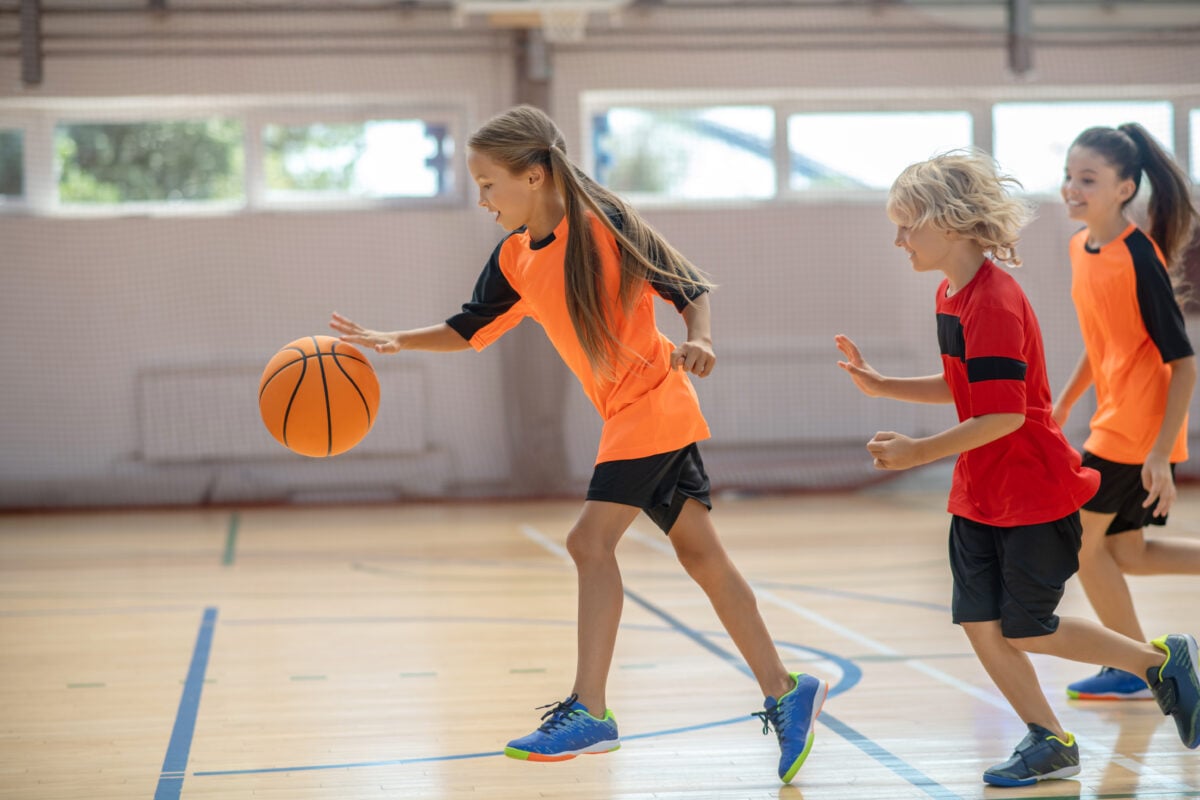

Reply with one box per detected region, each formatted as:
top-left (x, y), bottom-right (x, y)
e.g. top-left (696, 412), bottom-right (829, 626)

top-left (886, 149), bottom-right (1033, 267)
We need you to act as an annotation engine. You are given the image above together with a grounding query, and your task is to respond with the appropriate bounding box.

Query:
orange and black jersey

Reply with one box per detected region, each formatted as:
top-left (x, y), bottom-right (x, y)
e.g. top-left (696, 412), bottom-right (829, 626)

top-left (446, 212), bottom-right (711, 464)
top-left (1069, 224), bottom-right (1192, 464)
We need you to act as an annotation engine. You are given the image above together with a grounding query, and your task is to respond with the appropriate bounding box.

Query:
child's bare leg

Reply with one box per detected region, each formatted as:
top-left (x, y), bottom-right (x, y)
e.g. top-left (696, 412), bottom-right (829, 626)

top-left (667, 499), bottom-right (793, 699)
top-left (961, 621), bottom-right (1065, 737)
top-left (566, 501), bottom-right (640, 716)
top-left (1108, 526), bottom-right (1200, 576)
top-left (1077, 509), bottom-right (1144, 640)
top-left (1010, 617), bottom-right (1164, 677)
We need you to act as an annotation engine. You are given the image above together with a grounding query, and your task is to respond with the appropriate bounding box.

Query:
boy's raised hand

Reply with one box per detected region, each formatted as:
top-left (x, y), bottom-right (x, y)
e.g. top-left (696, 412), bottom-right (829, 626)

top-left (835, 334), bottom-right (887, 397)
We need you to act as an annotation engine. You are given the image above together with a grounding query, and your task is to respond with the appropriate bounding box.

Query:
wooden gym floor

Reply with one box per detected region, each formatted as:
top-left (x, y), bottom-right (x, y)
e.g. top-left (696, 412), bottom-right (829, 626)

top-left (1, 479), bottom-right (1198, 800)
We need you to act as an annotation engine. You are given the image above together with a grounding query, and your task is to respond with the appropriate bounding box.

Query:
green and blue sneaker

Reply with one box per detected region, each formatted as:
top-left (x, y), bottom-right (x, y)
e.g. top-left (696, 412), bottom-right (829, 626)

top-left (1146, 633), bottom-right (1200, 749)
top-left (504, 694), bottom-right (620, 762)
top-left (1067, 666), bottom-right (1153, 700)
top-left (752, 672), bottom-right (828, 784)
top-left (983, 723), bottom-right (1080, 787)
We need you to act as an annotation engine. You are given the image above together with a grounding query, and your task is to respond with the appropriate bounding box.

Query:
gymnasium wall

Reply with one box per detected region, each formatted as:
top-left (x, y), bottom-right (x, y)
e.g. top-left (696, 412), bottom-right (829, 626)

top-left (2, 4), bottom-right (1198, 507)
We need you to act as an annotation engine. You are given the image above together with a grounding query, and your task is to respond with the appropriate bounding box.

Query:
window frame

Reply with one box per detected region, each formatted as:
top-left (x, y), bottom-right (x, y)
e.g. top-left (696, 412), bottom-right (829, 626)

top-left (0, 96), bottom-right (466, 217)
top-left (582, 87), bottom-right (1199, 209)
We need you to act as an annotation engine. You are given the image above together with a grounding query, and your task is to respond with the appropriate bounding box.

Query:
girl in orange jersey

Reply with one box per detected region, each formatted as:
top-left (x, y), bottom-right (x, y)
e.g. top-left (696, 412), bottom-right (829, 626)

top-left (330, 105), bottom-right (826, 783)
top-left (1055, 123), bottom-right (1200, 701)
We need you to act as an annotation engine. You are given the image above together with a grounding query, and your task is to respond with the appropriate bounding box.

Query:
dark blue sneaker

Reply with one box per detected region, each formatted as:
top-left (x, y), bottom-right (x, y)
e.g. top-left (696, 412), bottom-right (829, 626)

top-left (1067, 666), bottom-right (1153, 700)
top-left (752, 672), bottom-right (828, 783)
top-left (1146, 633), bottom-right (1200, 749)
top-left (504, 694), bottom-right (620, 762)
top-left (983, 723), bottom-right (1080, 787)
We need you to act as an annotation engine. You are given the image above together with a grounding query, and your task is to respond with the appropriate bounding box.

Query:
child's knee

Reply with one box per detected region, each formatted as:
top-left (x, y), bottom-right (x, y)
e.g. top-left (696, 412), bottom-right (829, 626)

top-left (565, 525), bottom-right (618, 563)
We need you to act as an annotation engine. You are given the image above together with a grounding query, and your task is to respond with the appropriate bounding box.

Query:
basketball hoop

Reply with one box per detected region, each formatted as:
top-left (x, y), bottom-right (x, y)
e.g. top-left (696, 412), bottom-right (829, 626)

top-left (455, 0), bottom-right (630, 43)
top-left (539, 5), bottom-right (589, 43)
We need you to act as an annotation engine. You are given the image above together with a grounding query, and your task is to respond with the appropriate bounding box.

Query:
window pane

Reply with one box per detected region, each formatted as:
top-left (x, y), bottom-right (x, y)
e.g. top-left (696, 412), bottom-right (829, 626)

top-left (0, 129), bottom-right (23, 198)
top-left (263, 119), bottom-right (447, 200)
top-left (56, 120), bottom-right (244, 203)
top-left (594, 106), bottom-right (775, 200)
top-left (788, 111), bottom-right (973, 191)
top-left (1191, 109), bottom-right (1200, 183)
top-left (993, 101), bottom-right (1173, 194)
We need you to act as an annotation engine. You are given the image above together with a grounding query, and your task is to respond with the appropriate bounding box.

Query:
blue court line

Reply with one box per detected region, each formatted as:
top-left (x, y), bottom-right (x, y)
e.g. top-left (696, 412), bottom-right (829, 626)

top-left (154, 607), bottom-right (218, 800)
top-left (622, 587), bottom-right (962, 800)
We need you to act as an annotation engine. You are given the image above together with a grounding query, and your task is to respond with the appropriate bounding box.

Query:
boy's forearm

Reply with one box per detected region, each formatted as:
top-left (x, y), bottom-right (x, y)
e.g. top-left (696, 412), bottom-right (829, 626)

top-left (913, 413), bottom-right (1025, 464)
top-left (879, 374), bottom-right (954, 404)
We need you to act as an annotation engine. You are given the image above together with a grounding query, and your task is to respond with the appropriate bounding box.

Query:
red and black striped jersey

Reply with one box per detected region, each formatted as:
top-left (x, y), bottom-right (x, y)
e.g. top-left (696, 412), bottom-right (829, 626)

top-left (936, 260), bottom-right (1099, 526)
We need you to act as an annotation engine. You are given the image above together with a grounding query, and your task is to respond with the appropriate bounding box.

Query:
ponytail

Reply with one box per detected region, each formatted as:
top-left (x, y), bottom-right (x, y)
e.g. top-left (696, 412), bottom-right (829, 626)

top-left (1118, 123), bottom-right (1199, 268)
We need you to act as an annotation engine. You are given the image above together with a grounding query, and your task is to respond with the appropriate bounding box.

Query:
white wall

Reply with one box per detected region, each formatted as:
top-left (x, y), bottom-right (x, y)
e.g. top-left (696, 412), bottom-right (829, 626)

top-left (2, 4), bottom-right (1198, 506)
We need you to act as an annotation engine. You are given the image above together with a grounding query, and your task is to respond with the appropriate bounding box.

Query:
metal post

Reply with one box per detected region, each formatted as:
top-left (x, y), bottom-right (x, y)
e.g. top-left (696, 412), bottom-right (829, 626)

top-left (1007, 0), bottom-right (1033, 77)
top-left (19, 0), bottom-right (43, 87)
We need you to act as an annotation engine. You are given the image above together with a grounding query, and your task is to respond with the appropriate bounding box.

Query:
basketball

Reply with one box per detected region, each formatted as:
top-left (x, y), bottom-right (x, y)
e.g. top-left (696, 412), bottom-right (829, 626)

top-left (258, 335), bottom-right (380, 457)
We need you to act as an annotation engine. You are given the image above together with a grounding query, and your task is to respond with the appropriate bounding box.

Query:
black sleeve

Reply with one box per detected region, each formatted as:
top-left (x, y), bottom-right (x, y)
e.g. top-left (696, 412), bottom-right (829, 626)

top-left (445, 236), bottom-right (522, 342)
top-left (1127, 232), bottom-right (1194, 363)
top-left (602, 206), bottom-right (707, 313)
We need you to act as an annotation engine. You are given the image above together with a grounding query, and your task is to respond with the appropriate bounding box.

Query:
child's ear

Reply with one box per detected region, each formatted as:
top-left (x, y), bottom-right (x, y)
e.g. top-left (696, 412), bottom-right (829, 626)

top-left (1117, 177), bottom-right (1137, 203)
top-left (527, 164), bottom-right (547, 188)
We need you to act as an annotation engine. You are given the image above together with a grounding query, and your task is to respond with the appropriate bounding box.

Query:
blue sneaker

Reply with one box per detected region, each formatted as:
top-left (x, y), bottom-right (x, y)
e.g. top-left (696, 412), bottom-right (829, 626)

top-left (983, 723), bottom-right (1080, 787)
top-left (752, 672), bottom-right (828, 783)
top-left (1067, 666), bottom-right (1153, 700)
top-left (1145, 633), bottom-right (1200, 749)
top-left (504, 694), bottom-right (620, 762)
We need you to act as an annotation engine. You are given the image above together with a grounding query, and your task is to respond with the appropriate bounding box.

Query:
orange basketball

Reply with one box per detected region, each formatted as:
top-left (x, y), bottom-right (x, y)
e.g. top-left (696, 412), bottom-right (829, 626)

top-left (258, 335), bottom-right (380, 457)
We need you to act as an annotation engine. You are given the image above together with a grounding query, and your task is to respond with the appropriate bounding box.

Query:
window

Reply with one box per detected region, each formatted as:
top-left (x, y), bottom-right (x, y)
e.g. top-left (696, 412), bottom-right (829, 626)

top-left (992, 101), bottom-right (1174, 194)
top-left (0, 129), bottom-right (22, 200)
top-left (1191, 109), bottom-right (1200, 183)
top-left (592, 106), bottom-right (775, 201)
top-left (262, 119), bottom-right (451, 202)
top-left (55, 119), bottom-right (245, 205)
top-left (787, 111), bottom-right (973, 191)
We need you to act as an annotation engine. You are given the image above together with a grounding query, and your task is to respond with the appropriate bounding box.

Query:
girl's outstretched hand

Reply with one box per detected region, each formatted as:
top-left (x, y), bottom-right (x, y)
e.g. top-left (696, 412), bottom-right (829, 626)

top-left (330, 311), bottom-right (401, 354)
top-left (672, 339), bottom-right (715, 378)
top-left (835, 334), bottom-right (886, 397)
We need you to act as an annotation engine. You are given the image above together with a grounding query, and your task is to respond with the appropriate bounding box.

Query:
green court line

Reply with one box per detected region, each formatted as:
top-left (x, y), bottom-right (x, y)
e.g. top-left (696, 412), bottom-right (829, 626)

top-left (289, 675), bottom-right (327, 681)
top-left (400, 671), bottom-right (437, 678)
top-left (67, 682), bottom-right (105, 688)
top-left (222, 512), bottom-right (239, 566)
top-left (509, 667), bottom-right (546, 674)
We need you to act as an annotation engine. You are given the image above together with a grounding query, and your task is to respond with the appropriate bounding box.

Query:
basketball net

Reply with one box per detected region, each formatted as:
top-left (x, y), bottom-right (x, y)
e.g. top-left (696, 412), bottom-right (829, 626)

top-left (539, 6), bottom-right (588, 43)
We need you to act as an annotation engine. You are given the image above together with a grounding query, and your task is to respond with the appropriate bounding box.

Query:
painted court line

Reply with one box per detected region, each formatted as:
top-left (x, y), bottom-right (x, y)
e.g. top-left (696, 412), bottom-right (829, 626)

top-left (154, 607), bottom-right (218, 800)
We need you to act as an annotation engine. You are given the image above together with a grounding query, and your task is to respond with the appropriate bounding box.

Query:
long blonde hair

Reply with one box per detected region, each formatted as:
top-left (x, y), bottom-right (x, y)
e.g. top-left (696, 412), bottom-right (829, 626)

top-left (887, 149), bottom-right (1033, 267)
top-left (467, 105), bottom-right (712, 381)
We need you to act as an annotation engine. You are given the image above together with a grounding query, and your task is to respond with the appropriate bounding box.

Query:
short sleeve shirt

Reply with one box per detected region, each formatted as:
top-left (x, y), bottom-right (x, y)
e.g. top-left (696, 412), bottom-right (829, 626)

top-left (445, 212), bottom-right (710, 464)
top-left (1069, 224), bottom-right (1192, 464)
top-left (937, 260), bottom-right (1099, 526)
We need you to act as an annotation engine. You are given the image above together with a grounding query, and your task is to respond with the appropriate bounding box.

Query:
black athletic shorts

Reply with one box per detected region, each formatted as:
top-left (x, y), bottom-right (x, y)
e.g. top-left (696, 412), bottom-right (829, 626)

top-left (1081, 451), bottom-right (1173, 535)
top-left (948, 512), bottom-right (1082, 639)
top-left (586, 443), bottom-right (712, 534)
